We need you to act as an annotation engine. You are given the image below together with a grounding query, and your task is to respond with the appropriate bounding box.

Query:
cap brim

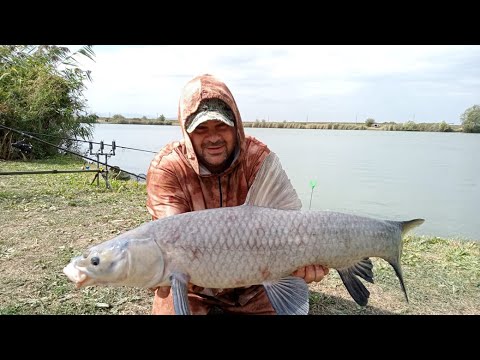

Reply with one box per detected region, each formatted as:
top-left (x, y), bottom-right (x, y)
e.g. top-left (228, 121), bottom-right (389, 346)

top-left (186, 110), bottom-right (234, 133)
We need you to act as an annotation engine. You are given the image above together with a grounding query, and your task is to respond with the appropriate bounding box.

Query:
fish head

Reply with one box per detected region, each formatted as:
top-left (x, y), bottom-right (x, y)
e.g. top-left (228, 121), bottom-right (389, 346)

top-left (63, 238), bottom-right (131, 289)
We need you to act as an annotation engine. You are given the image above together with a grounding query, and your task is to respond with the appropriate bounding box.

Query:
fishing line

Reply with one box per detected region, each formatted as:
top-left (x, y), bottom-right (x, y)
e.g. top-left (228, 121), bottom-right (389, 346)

top-left (0, 124), bottom-right (146, 180)
top-left (20, 129), bottom-right (157, 154)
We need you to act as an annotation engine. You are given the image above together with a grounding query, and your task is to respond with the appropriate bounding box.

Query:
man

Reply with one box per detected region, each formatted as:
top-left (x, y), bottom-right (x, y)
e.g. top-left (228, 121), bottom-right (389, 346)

top-left (146, 74), bottom-right (328, 315)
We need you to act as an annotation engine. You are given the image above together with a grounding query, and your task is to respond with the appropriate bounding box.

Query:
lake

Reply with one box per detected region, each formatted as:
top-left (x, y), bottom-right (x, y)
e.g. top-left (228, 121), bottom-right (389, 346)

top-left (84, 124), bottom-right (480, 242)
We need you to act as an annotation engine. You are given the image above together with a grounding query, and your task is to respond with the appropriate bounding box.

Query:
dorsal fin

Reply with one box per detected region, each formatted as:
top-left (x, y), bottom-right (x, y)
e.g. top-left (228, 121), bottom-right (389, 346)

top-left (244, 152), bottom-right (302, 210)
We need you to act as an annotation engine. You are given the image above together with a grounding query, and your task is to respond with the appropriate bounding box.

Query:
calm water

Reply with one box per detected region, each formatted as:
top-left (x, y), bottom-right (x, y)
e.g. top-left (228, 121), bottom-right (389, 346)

top-left (85, 124), bottom-right (480, 241)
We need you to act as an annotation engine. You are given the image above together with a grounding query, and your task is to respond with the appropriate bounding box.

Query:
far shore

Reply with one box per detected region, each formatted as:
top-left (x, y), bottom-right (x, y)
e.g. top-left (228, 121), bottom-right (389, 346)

top-left (95, 117), bottom-right (463, 133)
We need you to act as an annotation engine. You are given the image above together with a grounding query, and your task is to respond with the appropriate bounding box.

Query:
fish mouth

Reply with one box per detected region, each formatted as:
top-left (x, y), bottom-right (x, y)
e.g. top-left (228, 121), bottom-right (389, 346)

top-left (75, 274), bottom-right (90, 289)
top-left (63, 263), bottom-right (90, 289)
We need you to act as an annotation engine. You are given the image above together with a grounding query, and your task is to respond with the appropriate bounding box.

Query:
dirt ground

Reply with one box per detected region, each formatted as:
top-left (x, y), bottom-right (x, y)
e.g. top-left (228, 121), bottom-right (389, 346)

top-left (1, 158), bottom-right (479, 315)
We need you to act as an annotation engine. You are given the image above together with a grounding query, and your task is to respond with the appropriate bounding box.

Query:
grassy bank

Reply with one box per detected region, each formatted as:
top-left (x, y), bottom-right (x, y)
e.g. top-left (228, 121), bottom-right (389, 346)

top-left (0, 156), bottom-right (478, 314)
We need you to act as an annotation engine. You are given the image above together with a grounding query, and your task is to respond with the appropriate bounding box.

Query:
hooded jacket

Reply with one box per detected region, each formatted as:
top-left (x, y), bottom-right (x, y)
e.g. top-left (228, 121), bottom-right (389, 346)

top-left (146, 74), bottom-right (270, 219)
top-left (146, 74), bottom-right (271, 306)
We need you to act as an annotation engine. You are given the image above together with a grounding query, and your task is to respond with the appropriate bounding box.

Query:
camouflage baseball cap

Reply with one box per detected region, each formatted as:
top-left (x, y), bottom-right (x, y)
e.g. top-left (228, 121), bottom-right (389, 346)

top-left (186, 99), bottom-right (235, 133)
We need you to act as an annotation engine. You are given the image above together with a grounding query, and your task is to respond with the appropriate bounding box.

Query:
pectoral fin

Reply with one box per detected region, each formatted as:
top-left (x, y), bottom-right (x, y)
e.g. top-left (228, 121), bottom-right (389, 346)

top-left (263, 276), bottom-right (309, 315)
top-left (169, 272), bottom-right (191, 315)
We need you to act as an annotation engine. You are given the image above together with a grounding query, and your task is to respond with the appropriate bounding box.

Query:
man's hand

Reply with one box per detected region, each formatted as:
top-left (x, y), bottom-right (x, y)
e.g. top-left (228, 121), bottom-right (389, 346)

top-left (292, 265), bottom-right (329, 283)
top-left (151, 286), bottom-right (171, 298)
top-left (149, 266), bottom-right (328, 297)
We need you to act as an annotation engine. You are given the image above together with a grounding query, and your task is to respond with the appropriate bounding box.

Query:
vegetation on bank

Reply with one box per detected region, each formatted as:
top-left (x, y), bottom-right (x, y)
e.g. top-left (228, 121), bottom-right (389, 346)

top-left (244, 119), bottom-right (463, 132)
top-left (0, 45), bottom-right (97, 160)
top-left (96, 109), bottom-right (480, 133)
top-left (98, 114), bottom-right (175, 126)
top-left (0, 155), bottom-right (478, 315)
top-left (98, 115), bottom-right (463, 132)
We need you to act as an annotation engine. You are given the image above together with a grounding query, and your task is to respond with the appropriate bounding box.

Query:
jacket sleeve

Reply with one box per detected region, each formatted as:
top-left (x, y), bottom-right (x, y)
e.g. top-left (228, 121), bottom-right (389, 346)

top-left (245, 137), bottom-right (272, 187)
top-left (146, 157), bottom-right (190, 221)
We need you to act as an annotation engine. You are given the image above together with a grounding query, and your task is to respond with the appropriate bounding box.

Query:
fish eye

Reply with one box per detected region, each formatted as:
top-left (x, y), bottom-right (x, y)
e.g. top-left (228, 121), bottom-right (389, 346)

top-left (91, 256), bottom-right (100, 266)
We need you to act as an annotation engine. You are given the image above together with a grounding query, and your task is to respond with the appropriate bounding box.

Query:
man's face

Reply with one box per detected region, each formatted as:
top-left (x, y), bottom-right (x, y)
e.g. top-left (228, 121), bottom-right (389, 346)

top-left (189, 120), bottom-right (237, 173)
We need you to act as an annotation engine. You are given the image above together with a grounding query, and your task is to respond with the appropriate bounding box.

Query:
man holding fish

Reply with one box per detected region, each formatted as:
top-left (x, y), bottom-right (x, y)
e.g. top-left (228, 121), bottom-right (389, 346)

top-left (63, 73), bottom-right (421, 313)
top-left (145, 74), bottom-right (329, 315)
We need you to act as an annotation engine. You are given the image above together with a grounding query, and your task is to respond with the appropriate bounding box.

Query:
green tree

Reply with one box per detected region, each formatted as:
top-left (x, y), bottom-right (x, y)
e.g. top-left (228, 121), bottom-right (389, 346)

top-left (461, 105), bottom-right (480, 133)
top-left (112, 114), bottom-right (125, 120)
top-left (402, 121), bottom-right (417, 131)
top-left (438, 121), bottom-right (452, 132)
top-left (365, 118), bottom-right (375, 127)
top-left (0, 45), bottom-right (96, 159)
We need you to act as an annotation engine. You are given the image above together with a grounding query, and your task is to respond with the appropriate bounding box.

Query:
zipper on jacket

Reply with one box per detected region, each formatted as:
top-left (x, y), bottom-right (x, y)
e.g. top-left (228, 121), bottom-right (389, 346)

top-left (218, 176), bottom-right (223, 207)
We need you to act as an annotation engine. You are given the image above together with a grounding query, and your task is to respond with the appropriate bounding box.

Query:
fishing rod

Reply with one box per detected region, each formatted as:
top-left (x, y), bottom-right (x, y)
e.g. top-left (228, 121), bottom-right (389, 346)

top-left (21, 130), bottom-right (157, 154)
top-left (0, 124), bottom-right (146, 181)
top-left (0, 169), bottom-right (103, 175)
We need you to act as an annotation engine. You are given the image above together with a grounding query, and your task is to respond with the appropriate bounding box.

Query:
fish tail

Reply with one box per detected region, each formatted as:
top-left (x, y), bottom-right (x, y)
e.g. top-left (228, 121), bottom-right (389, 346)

top-left (337, 218), bottom-right (425, 306)
top-left (401, 218), bottom-right (425, 237)
top-left (386, 218), bottom-right (425, 303)
top-left (386, 258), bottom-right (409, 303)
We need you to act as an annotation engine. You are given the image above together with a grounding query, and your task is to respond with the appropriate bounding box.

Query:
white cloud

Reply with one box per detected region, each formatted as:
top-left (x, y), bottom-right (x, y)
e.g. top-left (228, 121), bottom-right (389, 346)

top-left (69, 45), bottom-right (480, 123)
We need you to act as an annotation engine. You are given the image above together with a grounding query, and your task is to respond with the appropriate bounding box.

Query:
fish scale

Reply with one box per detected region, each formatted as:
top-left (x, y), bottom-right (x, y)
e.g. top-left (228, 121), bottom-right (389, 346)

top-left (153, 206), bottom-right (401, 289)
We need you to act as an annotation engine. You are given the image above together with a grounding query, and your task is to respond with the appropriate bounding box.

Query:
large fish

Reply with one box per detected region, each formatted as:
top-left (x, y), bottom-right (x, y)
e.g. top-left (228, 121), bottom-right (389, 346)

top-left (63, 152), bottom-right (424, 315)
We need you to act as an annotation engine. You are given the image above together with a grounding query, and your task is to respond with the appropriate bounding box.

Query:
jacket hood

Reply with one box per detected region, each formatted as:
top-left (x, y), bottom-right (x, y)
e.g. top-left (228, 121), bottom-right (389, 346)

top-left (177, 74), bottom-right (246, 176)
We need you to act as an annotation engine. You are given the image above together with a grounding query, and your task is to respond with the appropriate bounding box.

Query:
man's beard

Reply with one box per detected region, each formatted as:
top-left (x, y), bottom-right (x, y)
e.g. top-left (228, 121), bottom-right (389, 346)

top-left (199, 142), bottom-right (236, 174)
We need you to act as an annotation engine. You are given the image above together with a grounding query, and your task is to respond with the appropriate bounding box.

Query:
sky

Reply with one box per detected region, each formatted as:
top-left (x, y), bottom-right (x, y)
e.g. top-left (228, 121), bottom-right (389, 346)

top-left (68, 45), bottom-right (480, 124)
